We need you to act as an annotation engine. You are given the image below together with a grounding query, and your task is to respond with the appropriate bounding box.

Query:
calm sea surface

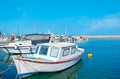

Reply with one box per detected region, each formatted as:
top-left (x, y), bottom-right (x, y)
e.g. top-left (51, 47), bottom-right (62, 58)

top-left (0, 39), bottom-right (120, 79)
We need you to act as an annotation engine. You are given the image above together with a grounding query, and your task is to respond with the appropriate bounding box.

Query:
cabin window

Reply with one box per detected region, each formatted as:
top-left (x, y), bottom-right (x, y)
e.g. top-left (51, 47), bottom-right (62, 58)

top-left (62, 48), bottom-right (69, 56)
top-left (39, 46), bottom-right (49, 55)
top-left (50, 47), bottom-right (59, 58)
top-left (71, 47), bottom-right (76, 54)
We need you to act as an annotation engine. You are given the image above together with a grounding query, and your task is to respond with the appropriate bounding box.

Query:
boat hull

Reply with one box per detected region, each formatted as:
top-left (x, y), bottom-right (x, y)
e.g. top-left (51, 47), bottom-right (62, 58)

top-left (13, 55), bottom-right (82, 78)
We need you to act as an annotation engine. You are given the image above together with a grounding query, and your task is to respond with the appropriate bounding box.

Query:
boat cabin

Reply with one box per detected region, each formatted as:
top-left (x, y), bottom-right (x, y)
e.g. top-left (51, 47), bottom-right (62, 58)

top-left (26, 42), bottom-right (80, 61)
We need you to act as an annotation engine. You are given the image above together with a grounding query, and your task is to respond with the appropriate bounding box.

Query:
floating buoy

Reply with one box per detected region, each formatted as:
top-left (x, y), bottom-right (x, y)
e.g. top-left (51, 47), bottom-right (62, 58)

top-left (87, 53), bottom-right (93, 58)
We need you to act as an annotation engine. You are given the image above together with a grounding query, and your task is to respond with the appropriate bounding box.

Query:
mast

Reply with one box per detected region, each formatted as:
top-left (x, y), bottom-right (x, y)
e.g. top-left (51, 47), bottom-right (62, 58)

top-left (33, 22), bottom-right (36, 33)
top-left (64, 28), bottom-right (67, 35)
top-left (18, 24), bottom-right (19, 35)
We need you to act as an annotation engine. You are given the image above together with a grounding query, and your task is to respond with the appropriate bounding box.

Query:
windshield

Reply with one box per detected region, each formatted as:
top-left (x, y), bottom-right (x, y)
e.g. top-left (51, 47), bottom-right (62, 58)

top-left (39, 46), bottom-right (49, 55)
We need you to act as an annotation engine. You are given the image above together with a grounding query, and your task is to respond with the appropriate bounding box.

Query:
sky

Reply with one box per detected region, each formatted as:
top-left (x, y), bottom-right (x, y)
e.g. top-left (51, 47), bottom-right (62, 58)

top-left (0, 0), bottom-right (120, 36)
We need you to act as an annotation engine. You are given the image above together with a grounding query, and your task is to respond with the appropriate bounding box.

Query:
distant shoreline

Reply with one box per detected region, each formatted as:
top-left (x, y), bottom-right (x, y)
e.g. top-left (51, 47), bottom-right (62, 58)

top-left (81, 36), bottom-right (120, 38)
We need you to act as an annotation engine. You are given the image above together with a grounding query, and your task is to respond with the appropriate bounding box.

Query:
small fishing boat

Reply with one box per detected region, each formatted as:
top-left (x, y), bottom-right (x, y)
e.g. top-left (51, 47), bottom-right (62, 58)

top-left (12, 42), bottom-right (85, 78)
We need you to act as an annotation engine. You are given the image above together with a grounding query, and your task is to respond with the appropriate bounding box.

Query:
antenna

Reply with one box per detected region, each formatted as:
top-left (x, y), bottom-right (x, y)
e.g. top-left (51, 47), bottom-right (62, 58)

top-left (18, 24), bottom-right (19, 34)
top-left (65, 28), bottom-right (67, 35)
top-left (33, 22), bottom-right (36, 33)
top-left (47, 29), bottom-right (51, 34)
top-left (0, 27), bottom-right (1, 35)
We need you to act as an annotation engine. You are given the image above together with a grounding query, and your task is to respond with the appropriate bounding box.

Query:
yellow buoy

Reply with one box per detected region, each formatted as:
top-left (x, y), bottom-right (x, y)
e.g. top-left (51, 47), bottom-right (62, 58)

top-left (87, 53), bottom-right (93, 58)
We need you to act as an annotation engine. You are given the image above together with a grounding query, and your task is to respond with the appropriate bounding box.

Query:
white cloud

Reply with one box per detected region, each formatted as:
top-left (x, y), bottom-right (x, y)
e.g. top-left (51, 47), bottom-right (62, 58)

top-left (81, 12), bottom-right (120, 35)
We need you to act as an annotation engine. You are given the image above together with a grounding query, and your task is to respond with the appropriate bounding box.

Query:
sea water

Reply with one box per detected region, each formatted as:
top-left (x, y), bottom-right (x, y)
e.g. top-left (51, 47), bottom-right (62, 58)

top-left (0, 39), bottom-right (120, 79)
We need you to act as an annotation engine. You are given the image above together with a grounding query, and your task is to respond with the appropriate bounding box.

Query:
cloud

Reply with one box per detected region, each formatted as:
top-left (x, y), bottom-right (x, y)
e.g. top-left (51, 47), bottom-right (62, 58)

top-left (81, 12), bottom-right (120, 35)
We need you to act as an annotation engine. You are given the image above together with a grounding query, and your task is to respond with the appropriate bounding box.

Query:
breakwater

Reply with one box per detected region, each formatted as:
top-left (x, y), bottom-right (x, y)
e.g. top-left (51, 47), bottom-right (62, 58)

top-left (73, 35), bottom-right (120, 39)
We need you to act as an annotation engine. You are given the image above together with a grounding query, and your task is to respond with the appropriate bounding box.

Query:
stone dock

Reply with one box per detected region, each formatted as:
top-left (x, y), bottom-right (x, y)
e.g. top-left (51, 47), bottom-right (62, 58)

top-left (75, 35), bottom-right (120, 38)
top-left (70, 35), bottom-right (120, 42)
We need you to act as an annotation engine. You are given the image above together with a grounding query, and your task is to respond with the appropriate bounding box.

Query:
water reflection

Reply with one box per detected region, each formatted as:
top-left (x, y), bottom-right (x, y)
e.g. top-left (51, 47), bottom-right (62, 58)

top-left (24, 59), bottom-right (84, 79)
top-left (0, 53), bottom-right (16, 64)
top-left (0, 52), bottom-right (18, 79)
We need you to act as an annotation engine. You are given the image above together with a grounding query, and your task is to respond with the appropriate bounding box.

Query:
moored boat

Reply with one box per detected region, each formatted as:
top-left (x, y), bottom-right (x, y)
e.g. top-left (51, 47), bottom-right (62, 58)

top-left (0, 34), bottom-right (51, 54)
top-left (0, 40), bottom-right (34, 54)
top-left (12, 42), bottom-right (85, 78)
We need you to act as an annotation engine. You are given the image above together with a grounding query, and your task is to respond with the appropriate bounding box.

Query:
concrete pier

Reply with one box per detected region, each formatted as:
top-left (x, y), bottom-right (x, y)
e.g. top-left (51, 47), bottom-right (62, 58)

top-left (80, 35), bottom-right (120, 38)
top-left (71, 35), bottom-right (120, 42)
